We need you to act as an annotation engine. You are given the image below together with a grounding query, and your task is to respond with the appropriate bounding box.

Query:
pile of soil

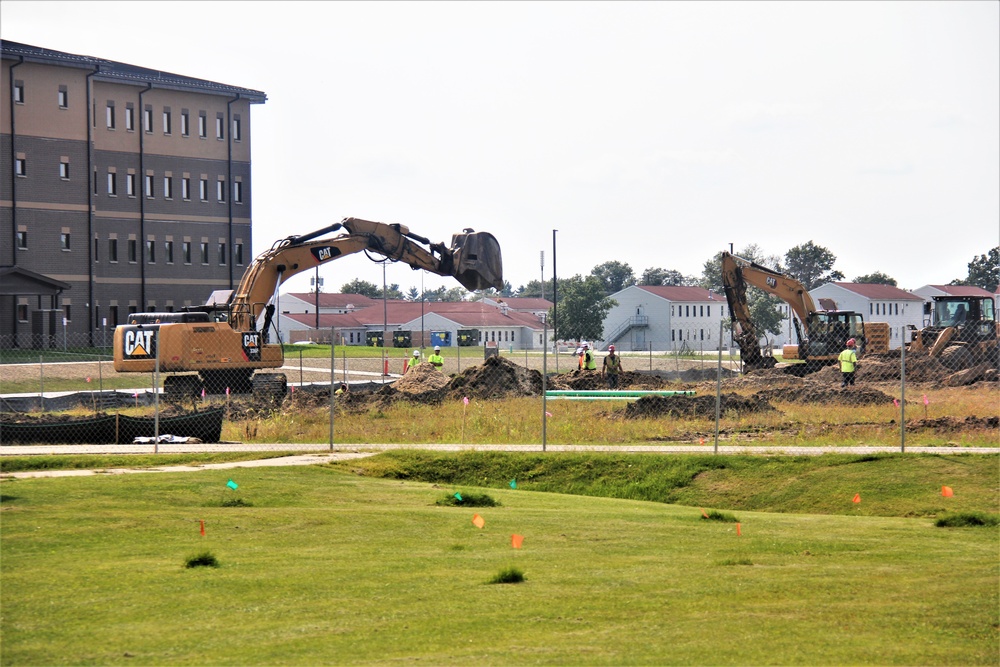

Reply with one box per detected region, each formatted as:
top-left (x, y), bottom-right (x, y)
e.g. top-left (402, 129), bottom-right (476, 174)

top-left (548, 370), bottom-right (670, 391)
top-left (393, 363), bottom-right (451, 396)
top-left (447, 355), bottom-right (543, 400)
top-left (622, 393), bottom-right (776, 419)
top-left (753, 383), bottom-right (898, 406)
top-left (906, 415), bottom-right (999, 431)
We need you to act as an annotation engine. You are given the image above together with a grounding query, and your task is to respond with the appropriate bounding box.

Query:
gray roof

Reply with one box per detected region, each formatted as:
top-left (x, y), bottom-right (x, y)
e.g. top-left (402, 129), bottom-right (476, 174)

top-left (1, 40), bottom-right (266, 102)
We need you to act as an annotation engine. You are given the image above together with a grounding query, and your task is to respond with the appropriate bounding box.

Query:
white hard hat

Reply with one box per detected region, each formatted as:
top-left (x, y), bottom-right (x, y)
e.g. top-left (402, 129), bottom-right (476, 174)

top-left (434, 345), bottom-right (441, 351)
top-left (413, 349), bottom-right (420, 357)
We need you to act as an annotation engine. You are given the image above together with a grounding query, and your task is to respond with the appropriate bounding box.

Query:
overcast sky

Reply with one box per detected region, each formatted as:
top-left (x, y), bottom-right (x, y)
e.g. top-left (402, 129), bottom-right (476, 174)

top-left (4, 1), bottom-right (998, 296)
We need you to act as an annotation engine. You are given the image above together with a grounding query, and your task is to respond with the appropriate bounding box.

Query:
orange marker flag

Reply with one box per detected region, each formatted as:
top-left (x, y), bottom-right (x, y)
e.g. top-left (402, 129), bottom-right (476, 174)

top-left (200, 519), bottom-right (205, 536)
top-left (853, 493), bottom-right (861, 504)
top-left (941, 486), bottom-right (954, 497)
top-left (736, 522), bottom-right (742, 537)
top-left (701, 508), bottom-right (710, 519)
top-left (472, 514), bottom-right (485, 529)
top-left (511, 534), bottom-right (524, 549)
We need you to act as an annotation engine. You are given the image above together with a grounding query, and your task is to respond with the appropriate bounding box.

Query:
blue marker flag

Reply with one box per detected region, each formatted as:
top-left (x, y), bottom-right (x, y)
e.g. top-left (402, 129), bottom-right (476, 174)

top-left (227, 480), bottom-right (239, 490)
top-left (509, 479), bottom-right (517, 489)
top-left (454, 492), bottom-right (463, 501)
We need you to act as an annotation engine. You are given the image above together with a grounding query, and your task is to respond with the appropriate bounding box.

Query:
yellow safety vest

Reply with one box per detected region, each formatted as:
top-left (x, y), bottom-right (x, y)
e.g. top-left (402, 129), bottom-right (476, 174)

top-left (838, 349), bottom-right (857, 372)
top-left (429, 354), bottom-right (444, 368)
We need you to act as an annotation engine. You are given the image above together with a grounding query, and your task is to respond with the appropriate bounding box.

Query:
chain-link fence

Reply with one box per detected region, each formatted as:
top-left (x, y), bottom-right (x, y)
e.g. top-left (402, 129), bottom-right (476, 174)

top-left (1, 327), bottom-right (997, 452)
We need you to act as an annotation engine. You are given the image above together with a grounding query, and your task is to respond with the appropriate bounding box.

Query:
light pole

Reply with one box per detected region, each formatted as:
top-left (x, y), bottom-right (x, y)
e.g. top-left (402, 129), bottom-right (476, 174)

top-left (552, 229), bottom-right (558, 371)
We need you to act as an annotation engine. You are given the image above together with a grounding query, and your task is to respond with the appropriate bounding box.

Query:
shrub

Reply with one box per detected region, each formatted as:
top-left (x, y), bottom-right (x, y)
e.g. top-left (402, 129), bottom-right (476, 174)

top-left (702, 510), bottom-right (739, 523)
top-left (185, 551), bottom-right (220, 568)
top-left (935, 512), bottom-right (999, 528)
top-left (436, 492), bottom-right (500, 507)
top-left (488, 566), bottom-right (525, 584)
top-left (220, 498), bottom-right (253, 507)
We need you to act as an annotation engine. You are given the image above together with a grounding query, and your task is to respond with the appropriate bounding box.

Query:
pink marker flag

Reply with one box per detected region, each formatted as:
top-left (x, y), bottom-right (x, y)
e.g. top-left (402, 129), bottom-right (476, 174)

top-left (226, 387), bottom-right (230, 396)
top-left (201, 388), bottom-right (206, 399)
top-left (545, 411), bottom-right (553, 417)
top-left (511, 534), bottom-right (524, 549)
top-left (86, 377), bottom-right (91, 383)
top-left (923, 394), bottom-right (929, 406)
top-left (463, 396), bottom-right (470, 406)
top-left (893, 398), bottom-right (899, 407)
top-left (472, 514), bottom-right (485, 529)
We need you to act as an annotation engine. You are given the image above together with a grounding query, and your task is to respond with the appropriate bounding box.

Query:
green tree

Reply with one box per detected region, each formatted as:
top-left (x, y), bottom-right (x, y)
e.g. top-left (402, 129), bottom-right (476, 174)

top-left (701, 244), bottom-right (780, 292)
top-left (640, 267), bottom-right (696, 286)
top-left (953, 247), bottom-right (999, 290)
top-left (406, 287), bottom-right (420, 301)
top-left (385, 283), bottom-right (405, 300)
top-left (551, 275), bottom-right (617, 341)
top-left (516, 279), bottom-right (557, 299)
top-left (783, 241), bottom-right (844, 290)
top-left (853, 272), bottom-right (897, 286)
top-left (591, 261), bottom-right (636, 295)
top-left (340, 279), bottom-right (381, 298)
top-left (439, 286), bottom-right (470, 302)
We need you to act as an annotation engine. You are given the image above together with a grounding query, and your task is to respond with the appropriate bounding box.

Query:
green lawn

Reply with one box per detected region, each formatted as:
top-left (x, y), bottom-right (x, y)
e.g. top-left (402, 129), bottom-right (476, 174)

top-left (2, 462), bottom-right (997, 665)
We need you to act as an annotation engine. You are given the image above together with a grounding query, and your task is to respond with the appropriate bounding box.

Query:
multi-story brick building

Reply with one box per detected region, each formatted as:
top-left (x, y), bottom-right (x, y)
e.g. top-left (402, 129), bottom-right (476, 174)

top-left (1, 40), bottom-right (266, 346)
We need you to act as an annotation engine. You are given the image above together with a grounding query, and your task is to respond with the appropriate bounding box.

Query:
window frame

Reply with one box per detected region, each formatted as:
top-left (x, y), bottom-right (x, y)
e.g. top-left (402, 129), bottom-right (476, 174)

top-left (108, 238), bottom-right (118, 263)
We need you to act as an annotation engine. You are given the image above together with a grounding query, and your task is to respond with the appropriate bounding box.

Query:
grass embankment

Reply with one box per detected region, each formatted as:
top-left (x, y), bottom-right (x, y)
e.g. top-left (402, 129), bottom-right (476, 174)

top-left (2, 465), bottom-right (997, 665)
top-left (0, 451), bottom-right (300, 474)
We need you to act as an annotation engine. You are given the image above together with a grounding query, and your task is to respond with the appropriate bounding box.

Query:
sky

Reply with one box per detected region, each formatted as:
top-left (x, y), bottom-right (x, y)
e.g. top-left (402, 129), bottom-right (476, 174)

top-left (3, 1), bottom-right (998, 296)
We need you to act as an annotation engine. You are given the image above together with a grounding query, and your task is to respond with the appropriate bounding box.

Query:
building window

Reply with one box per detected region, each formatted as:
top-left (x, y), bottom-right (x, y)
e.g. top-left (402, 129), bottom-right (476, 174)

top-left (219, 242), bottom-right (227, 265)
top-left (94, 237), bottom-right (99, 262)
top-left (235, 243), bottom-right (244, 265)
top-left (165, 240), bottom-right (174, 264)
top-left (63, 305), bottom-right (71, 322)
top-left (126, 173), bottom-right (136, 197)
top-left (17, 231), bottom-right (27, 249)
top-left (61, 233), bottom-right (71, 251)
top-left (13, 81), bottom-right (24, 103)
top-left (15, 158), bottom-right (26, 176)
top-left (58, 86), bottom-right (68, 108)
top-left (163, 109), bottom-right (172, 134)
top-left (144, 174), bottom-right (154, 198)
top-left (106, 102), bottom-right (116, 129)
top-left (143, 106), bottom-right (153, 133)
top-left (199, 178), bottom-right (208, 201)
top-left (182, 241), bottom-right (192, 264)
top-left (200, 242), bottom-right (209, 264)
top-left (17, 304), bottom-right (28, 322)
top-left (181, 111), bottom-right (189, 136)
top-left (125, 105), bottom-right (135, 131)
top-left (181, 177), bottom-right (191, 200)
top-left (216, 180), bottom-right (225, 203)
top-left (107, 172), bottom-right (117, 196)
top-left (216, 114), bottom-right (225, 140)
top-left (233, 181), bottom-right (243, 204)
top-left (128, 239), bottom-right (138, 263)
top-left (109, 239), bottom-right (118, 263)
top-left (198, 112), bottom-right (207, 138)
top-left (163, 176), bottom-right (173, 199)
top-left (233, 116), bottom-right (242, 141)
top-left (146, 240), bottom-right (156, 263)
top-left (60, 160), bottom-right (70, 179)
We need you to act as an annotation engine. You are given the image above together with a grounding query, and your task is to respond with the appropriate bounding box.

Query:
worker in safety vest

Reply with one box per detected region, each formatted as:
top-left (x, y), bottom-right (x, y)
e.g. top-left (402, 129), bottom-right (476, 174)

top-left (408, 349), bottom-right (421, 372)
top-left (581, 342), bottom-right (597, 371)
top-left (429, 346), bottom-right (444, 370)
top-left (838, 338), bottom-right (859, 388)
top-left (602, 344), bottom-right (622, 388)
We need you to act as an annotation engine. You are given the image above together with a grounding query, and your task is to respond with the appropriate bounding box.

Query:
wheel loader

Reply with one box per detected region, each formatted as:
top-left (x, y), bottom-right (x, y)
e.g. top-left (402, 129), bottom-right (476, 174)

top-left (908, 295), bottom-right (999, 370)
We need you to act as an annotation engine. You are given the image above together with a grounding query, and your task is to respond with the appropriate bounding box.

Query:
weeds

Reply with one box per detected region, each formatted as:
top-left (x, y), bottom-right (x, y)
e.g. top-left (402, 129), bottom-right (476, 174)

top-left (436, 492), bottom-right (499, 507)
top-left (935, 512), bottom-right (1000, 528)
top-left (487, 566), bottom-right (525, 584)
top-left (184, 551), bottom-right (220, 568)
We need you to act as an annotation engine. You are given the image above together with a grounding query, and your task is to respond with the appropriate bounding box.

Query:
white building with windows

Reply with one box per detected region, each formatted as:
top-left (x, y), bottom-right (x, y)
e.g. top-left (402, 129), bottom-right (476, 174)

top-left (600, 285), bottom-right (730, 352)
top-left (808, 283), bottom-right (924, 349)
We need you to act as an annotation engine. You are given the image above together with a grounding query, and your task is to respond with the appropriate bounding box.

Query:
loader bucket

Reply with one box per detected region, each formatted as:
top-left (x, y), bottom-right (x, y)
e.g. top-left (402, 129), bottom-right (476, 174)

top-left (450, 231), bottom-right (504, 292)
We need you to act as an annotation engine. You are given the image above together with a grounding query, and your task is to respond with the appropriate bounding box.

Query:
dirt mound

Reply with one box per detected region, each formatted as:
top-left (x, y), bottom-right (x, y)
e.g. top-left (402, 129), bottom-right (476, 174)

top-left (393, 363), bottom-right (451, 395)
top-left (622, 393), bottom-right (777, 419)
top-left (907, 415), bottom-right (999, 431)
top-left (447, 355), bottom-right (543, 400)
top-left (754, 383), bottom-right (898, 406)
top-left (548, 370), bottom-right (671, 391)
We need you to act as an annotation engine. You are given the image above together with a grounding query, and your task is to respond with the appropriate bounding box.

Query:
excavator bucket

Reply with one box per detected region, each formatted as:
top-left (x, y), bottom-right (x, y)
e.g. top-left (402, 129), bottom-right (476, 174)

top-left (449, 230), bottom-right (504, 292)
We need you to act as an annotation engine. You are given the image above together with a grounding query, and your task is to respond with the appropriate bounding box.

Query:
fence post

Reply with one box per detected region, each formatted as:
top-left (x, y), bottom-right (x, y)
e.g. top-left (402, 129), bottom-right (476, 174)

top-left (715, 321), bottom-right (722, 455)
top-left (154, 329), bottom-right (160, 454)
top-left (39, 354), bottom-right (44, 412)
top-left (330, 330), bottom-right (335, 451)
top-left (900, 339), bottom-right (906, 453)
top-left (457, 343), bottom-right (461, 374)
top-left (542, 319), bottom-right (547, 452)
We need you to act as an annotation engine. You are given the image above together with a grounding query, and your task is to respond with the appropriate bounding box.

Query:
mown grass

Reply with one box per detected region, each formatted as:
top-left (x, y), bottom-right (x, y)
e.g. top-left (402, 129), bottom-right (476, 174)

top-left (0, 451), bottom-right (300, 474)
top-left (1, 466), bottom-right (996, 665)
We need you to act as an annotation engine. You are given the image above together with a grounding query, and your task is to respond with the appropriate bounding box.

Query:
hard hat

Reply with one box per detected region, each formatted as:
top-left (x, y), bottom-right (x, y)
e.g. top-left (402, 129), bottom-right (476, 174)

top-left (413, 349), bottom-right (421, 357)
top-left (846, 338), bottom-right (856, 348)
top-left (582, 342), bottom-right (589, 349)
top-left (608, 345), bottom-right (615, 351)
top-left (434, 346), bottom-right (441, 351)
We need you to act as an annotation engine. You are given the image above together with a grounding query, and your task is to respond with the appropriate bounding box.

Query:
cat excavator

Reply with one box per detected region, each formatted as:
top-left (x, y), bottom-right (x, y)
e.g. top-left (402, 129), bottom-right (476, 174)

top-left (113, 218), bottom-right (503, 397)
top-left (721, 252), bottom-right (888, 371)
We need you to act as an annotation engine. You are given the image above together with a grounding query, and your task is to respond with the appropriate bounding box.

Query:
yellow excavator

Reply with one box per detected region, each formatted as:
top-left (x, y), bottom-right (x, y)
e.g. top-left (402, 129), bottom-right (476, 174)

top-left (721, 252), bottom-right (889, 371)
top-left (113, 218), bottom-right (503, 396)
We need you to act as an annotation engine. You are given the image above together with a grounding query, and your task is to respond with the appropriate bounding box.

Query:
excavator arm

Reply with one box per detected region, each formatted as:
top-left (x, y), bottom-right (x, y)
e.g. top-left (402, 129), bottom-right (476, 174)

top-left (721, 252), bottom-right (818, 369)
top-left (229, 217), bottom-right (503, 332)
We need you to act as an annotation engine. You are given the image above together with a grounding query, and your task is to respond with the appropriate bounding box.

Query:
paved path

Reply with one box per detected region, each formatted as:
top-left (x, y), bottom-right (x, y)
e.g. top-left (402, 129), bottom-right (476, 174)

top-left (3, 443), bottom-right (995, 479)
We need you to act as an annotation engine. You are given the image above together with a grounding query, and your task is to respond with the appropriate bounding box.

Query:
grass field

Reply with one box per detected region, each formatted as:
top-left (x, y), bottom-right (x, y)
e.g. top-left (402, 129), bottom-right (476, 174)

top-left (2, 454), bottom-right (997, 665)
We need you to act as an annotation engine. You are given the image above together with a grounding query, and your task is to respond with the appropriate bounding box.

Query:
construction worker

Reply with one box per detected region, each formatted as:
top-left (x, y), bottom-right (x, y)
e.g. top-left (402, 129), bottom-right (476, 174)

top-left (839, 338), bottom-right (859, 388)
top-left (408, 349), bottom-right (421, 372)
top-left (581, 342), bottom-right (597, 371)
top-left (429, 345), bottom-right (445, 370)
top-left (602, 344), bottom-right (622, 388)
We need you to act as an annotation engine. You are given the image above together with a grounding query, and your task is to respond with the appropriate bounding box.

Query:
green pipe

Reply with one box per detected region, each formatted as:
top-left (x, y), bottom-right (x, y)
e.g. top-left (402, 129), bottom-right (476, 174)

top-left (544, 390), bottom-right (695, 397)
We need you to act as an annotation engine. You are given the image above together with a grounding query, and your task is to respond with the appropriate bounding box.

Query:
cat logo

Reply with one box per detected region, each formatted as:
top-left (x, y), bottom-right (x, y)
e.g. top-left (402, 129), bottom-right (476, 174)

top-left (311, 245), bottom-right (338, 263)
top-left (766, 277), bottom-right (777, 288)
top-left (242, 332), bottom-right (261, 361)
top-left (124, 328), bottom-right (156, 358)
